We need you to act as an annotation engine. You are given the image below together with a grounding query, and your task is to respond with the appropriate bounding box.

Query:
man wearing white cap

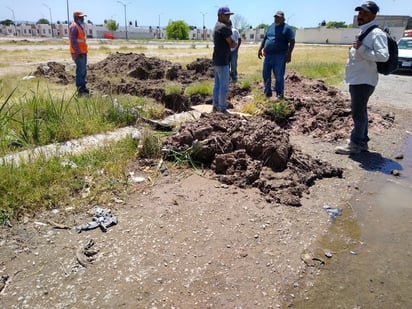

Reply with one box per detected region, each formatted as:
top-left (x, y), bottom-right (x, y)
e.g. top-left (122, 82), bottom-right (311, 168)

top-left (69, 10), bottom-right (89, 96)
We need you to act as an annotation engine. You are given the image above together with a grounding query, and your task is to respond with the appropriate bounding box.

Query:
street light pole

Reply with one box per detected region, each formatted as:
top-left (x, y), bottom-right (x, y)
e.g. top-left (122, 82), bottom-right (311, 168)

top-left (200, 12), bottom-right (207, 40)
top-left (43, 3), bottom-right (53, 37)
top-left (6, 7), bottom-right (17, 36)
top-left (157, 13), bottom-right (163, 39)
top-left (117, 1), bottom-right (129, 40)
top-left (66, 0), bottom-right (70, 26)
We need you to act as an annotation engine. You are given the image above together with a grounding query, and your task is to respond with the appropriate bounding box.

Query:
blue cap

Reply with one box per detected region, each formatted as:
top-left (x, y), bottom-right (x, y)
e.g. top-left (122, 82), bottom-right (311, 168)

top-left (218, 7), bottom-right (234, 15)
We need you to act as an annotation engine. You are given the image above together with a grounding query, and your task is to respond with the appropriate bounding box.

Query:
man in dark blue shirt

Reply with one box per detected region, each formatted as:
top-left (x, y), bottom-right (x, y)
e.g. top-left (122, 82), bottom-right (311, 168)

top-left (258, 11), bottom-right (295, 99)
top-left (212, 7), bottom-right (238, 113)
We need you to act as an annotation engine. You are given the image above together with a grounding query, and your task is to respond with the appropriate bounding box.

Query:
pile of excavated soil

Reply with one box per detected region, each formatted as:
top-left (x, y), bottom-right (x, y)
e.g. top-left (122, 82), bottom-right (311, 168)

top-left (32, 52), bottom-right (395, 207)
top-left (34, 53), bottom-right (394, 139)
top-left (162, 113), bottom-right (342, 206)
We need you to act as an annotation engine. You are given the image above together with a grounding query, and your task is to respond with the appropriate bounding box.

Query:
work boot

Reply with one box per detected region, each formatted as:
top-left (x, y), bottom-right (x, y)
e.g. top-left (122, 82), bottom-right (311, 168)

top-left (78, 87), bottom-right (90, 97)
top-left (335, 141), bottom-right (368, 155)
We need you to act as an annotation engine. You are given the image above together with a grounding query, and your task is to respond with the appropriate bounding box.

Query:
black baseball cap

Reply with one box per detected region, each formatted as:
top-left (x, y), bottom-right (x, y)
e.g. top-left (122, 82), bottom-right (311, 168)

top-left (355, 1), bottom-right (380, 14)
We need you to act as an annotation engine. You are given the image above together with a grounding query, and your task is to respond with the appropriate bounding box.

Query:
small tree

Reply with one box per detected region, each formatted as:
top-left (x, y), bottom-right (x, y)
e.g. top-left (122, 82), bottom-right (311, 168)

top-left (326, 21), bottom-right (348, 29)
top-left (37, 18), bottom-right (50, 25)
top-left (256, 23), bottom-right (269, 30)
top-left (166, 20), bottom-right (189, 40)
top-left (0, 19), bottom-right (14, 26)
top-left (231, 14), bottom-right (251, 34)
top-left (105, 19), bottom-right (119, 32)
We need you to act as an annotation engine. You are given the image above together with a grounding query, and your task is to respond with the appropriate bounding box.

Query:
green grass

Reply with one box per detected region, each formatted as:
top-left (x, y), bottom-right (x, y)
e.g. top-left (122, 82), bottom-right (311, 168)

top-left (289, 62), bottom-right (345, 85)
top-left (236, 44), bottom-right (347, 86)
top-left (265, 100), bottom-right (295, 124)
top-left (165, 84), bottom-right (182, 95)
top-left (0, 83), bottom-right (132, 156)
top-left (184, 81), bottom-right (213, 96)
top-left (0, 137), bottom-right (137, 222)
top-left (288, 44), bottom-right (348, 85)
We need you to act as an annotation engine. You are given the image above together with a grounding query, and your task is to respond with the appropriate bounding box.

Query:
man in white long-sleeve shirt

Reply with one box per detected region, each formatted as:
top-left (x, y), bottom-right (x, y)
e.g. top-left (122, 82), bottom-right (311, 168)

top-left (335, 1), bottom-right (389, 155)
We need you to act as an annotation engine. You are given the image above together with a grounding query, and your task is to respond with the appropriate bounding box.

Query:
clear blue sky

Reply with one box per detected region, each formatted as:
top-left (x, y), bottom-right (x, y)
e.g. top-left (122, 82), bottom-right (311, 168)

top-left (1, 0), bottom-right (411, 29)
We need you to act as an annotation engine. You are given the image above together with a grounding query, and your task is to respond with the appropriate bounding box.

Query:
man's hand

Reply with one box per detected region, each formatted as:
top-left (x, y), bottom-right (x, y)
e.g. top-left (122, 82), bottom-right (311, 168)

top-left (353, 39), bottom-right (361, 50)
top-left (71, 53), bottom-right (83, 61)
top-left (258, 48), bottom-right (263, 59)
top-left (286, 52), bottom-right (292, 63)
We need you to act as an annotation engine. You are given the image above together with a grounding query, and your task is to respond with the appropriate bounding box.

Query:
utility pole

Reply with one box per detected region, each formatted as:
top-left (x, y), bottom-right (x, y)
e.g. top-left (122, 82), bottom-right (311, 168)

top-left (200, 12), bottom-right (207, 40)
top-left (66, 0), bottom-right (70, 26)
top-left (6, 7), bottom-right (17, 36)
top-left (117, 1), bottom-right (130, 40)
top-left (43, 3), bottom-right (53, 37)
top-left (157, 13), bottom-right (163, 39)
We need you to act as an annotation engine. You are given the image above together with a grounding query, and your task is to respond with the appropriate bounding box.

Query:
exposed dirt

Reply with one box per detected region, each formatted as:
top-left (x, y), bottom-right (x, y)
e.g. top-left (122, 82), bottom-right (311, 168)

top-left (1, 52), bottom-right (409, 308)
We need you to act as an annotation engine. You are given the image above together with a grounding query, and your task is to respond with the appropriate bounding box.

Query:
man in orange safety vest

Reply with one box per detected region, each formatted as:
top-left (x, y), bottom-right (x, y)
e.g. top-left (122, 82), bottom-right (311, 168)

top-left (69, 10), bottom-right (90, 96)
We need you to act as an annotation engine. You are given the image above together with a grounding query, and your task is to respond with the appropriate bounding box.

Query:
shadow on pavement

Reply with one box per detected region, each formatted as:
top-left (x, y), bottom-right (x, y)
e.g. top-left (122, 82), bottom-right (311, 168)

top-left (350, 151), bottom-right (403, 175)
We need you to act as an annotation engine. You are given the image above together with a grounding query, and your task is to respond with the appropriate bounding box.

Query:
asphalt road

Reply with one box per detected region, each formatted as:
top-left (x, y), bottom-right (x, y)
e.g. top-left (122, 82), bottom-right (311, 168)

top-left (340, 71), bottom-right (412, 110)
top-left (374, 72), bottom-right (412, 109)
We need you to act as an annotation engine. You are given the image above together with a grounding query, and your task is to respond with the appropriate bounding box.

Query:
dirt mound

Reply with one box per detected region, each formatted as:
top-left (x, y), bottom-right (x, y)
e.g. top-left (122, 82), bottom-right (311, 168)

top-left (282, 72), bottom-right (394, 141)
top-left (89, 53), bottom-right (213, 83)
top-left (34, 52), bottom-right (393, 141)
top-left (34, 61), bottom-right (71, 85)
top-left (89, 54), bottom-right (214, 110)
top-left (162, 113), bottom-right (342, 206)
top-left (32, 52), bottom-right (396, 206)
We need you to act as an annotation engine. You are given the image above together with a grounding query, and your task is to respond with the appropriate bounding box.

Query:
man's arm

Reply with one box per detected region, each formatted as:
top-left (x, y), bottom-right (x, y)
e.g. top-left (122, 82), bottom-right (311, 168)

top-left (258, 37), bottom-right (266, 59)
top-left (237, 36), bottom-right (242, 50)
top-left (358, 31), bottom-right (389, 62)
top-left (226, 36), bottom-right (238, 49)
top-left (286, 39), bottom-right (295, 63)
top-left (69, 26), bottom-right (81, 57)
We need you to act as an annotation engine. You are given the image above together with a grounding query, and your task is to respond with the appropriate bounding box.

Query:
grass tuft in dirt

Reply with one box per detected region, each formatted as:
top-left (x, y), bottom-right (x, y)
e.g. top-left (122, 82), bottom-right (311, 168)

top-left (165, 84), bottom-right (183, 96)
top-left (184, 81), bottom-right (213, 96)
top-left (264, 100), bottom-right (296, 125)
top-left (138, 127), bottom-right (162, 159)
top-left (0, 137), bottom-right (137, 223)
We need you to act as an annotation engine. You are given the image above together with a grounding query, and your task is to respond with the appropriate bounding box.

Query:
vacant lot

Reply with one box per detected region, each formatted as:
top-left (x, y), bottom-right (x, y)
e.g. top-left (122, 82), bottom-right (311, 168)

top-left (1, 39), bottom-right (411, 308)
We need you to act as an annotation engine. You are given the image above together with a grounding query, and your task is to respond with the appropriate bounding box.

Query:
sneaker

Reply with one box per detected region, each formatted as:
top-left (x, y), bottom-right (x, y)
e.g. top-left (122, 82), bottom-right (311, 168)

top-left (335, 141), bottom-right (366, 155)
top-left (212, 106), bottom-right (219, 112)
top-left (276, 93), bottom-right (284, 99)
top-left (264, 92), bottom-right (272, 98)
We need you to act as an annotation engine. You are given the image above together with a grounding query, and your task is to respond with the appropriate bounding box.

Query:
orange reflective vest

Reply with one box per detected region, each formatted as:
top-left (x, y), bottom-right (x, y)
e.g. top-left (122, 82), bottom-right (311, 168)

top-left (69, 22), bottom-right (88, 54)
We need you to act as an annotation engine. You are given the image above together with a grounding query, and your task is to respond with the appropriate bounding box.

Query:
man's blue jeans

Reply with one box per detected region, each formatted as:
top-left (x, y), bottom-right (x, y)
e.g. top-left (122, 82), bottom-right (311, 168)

top-left (349, 84), bottom-right (375, 147)
top-left (213, 65), bottom-right (230, 112)
top-left (262, 53), bottom-right (286, 97)
top-left (230, 51), bottom-right (238, 82)
top-left (75, 54), bottom-right (87, 91)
